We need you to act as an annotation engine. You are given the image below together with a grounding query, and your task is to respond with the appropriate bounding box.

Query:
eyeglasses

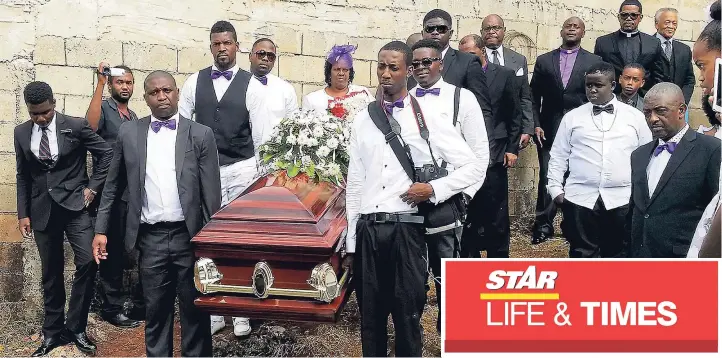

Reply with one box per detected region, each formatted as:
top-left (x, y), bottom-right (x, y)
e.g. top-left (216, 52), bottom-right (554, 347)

top-left (619, 12), bottom-right (640, 20)
top-left (424, 25), bottom-right (449, 34)
top-left (411, 57), bottom-right (441, 69)
top-left (254, 50), bottom-right (276, 62)
top-left (482, 25), bottom-right (504, 33)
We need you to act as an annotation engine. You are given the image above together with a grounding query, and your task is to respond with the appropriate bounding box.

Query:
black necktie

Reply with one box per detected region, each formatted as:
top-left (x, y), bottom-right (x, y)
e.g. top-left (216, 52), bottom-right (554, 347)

top-left (38, 126), bottom-right (51, 161)
top-left (593, 104), bottom-right (614, 115)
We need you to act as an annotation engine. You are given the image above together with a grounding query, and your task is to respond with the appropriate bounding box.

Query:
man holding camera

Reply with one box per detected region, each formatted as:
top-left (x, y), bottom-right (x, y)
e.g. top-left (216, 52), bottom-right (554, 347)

top-left (85, 61), bottom-right (144, 328)
top-left (343, 41), bottom-right (483, 357)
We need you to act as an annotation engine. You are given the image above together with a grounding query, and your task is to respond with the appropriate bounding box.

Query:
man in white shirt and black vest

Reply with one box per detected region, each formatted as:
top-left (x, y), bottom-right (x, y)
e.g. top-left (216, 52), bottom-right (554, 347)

top-left (248, 38), bottom-right (298, 119)
top-left (409, 38), bottom-right (489, 333)
top-left (178, 20), bottom-right (279, 337)
top-left (547, 61), bottom-right (653, 258)
top-left (343, 41), bottom-right (483, 357)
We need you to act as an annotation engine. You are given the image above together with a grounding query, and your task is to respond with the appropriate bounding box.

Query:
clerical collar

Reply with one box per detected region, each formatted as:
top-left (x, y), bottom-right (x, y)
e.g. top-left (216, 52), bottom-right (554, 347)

top-left (560, 46), bottom-right (580, 54)
top-left (619, 30), bottom-right (640, 38)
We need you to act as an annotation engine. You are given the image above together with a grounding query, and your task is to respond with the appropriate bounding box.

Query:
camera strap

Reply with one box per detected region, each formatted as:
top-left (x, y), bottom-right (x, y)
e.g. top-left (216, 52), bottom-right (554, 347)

top-left (367, 101), bottom-right (416, 181)
top-left (443, 86), bottom-right (461, 170)
top-left (408, 95), bottom-right (442, 174)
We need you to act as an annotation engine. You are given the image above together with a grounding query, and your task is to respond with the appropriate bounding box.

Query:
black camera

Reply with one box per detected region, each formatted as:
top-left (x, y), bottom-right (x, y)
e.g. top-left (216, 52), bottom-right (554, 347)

top-left (414, 164), bottom-right (448, 184)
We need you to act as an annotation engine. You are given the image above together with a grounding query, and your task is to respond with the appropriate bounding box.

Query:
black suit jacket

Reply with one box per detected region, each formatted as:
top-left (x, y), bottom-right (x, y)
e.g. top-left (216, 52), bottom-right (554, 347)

top-left (501, 47), bottom-right (534, 135)
top-left (629, 130), bottom-right (721, 258)
top-left (408, 48), bottom-right (493, 125)
top-left (594, 31), bottom-right (666, 96)
top-left (530, 48), bottom-right (603, 146)
top-left (94, 115), bottom-right (222, 252)
top-left (659, 38), bottom-right (696, 104)
top-left (14, 113), bottom-right (112, 231)
top-left (484, 62), bottom-right (522, 161)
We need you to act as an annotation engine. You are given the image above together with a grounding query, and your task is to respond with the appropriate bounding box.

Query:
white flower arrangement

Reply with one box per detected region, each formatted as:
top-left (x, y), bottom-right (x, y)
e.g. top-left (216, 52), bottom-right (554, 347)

top-left (259, 108), bottom-right (351, 186)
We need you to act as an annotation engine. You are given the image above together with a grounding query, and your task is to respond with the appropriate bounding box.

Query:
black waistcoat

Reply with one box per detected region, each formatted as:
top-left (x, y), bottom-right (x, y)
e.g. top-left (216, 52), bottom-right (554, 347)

top-left (195, 66), bottom-right (253, 166)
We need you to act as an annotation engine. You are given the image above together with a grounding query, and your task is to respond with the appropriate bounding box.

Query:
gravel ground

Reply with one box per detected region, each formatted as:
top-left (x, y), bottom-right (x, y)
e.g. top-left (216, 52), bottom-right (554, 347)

top-left (0, 231), bottom-right (569, 357)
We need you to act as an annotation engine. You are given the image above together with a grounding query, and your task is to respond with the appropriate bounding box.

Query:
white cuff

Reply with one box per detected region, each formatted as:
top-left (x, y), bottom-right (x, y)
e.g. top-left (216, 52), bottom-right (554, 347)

top-left (547, 186), bottom-right (564, 202)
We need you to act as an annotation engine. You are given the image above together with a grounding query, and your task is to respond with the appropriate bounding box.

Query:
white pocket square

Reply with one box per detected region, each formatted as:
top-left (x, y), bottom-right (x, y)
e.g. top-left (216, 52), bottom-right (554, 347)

top-left (515, 68), bottom-right (524, 76)
top-left (60, 129), bottom-right (72, 134)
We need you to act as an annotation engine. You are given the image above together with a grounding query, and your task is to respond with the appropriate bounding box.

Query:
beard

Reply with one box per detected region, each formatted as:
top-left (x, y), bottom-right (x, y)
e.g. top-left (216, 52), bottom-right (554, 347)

top-left (702, 94), bottom-right (720, 126)
top-left (111, 91), bottom-right (130, 104)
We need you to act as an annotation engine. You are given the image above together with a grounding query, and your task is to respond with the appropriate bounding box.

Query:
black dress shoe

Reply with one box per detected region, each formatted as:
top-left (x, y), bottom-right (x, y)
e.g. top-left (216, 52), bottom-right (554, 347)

top-left (101, 312), bottom-right (142, 328)
top-left (531, 231), bottom-right (552, 245)
top-left (31, 335), bottom-right (69, 357)
top-left (126, 305), bottom-right (146, 322)
top-left (63, 331), bottom-right (96, 355)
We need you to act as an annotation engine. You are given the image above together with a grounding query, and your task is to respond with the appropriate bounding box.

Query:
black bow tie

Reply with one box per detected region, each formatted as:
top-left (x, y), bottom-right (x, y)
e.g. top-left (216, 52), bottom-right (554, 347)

top-left (593, 104), bottom-right (614, 115)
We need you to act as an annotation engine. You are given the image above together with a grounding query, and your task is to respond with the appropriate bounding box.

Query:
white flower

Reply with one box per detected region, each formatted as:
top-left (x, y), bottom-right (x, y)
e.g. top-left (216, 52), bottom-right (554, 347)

top-left (312, 125), bottom-right (324, 137)
top-left (316, 146), bottom-right (331, 157)
top-left (326, 137), bottom-right (339, 149)
top-left (309, 138), bottom-right (318, 146)
top-left (286, 134), bottom-right (297, 145)
top-left (302, 155), bottom-right (311, 164)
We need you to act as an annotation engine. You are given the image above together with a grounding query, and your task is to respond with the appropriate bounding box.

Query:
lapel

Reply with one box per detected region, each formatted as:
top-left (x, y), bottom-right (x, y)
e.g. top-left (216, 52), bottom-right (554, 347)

top-left (610, 33), bottom-right (625, 66)
top-left (551, 49), bottom-right (564, 90)
top-left (137, 117), bottom-right (151, 191)
top-left (442, 48), bottom-right (455, 76)
top-left (485, 63), bottom-right (499, 87)
top-left (175, 116), bottom-right (190, 185)
top-left (647, 130), bottom-right (697, 207)
top-left (502, 47), bottom-right (518, 69)
top-left (55, 113), bottom-right (69, 157)
top-left (637, 141), bottom-right (656, 206)
top-left (566, 49), bottom-right (588, 91)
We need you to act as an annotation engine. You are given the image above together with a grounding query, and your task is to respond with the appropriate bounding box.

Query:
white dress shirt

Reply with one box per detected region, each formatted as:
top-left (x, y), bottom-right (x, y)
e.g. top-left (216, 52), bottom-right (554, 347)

top-left (647, 125), bottom-right (689, 196)
top-left (485, 45), bottom-right (506, 66)
top-left (547, 97), bottom-right (653, 210)
top-left (345, 95), bottom-right (484, 253)
top-left (301, 84), bottom-right (374, 112)
top-left (410, 79), bottom-right (489, 197)
top-left (441, 45), bottom-right (450, 60)
top-left (178, 63), bottom-right (280, 156)
top-left (141, 113), bottom-right (185, 224)
top-left (31, 114), bottom-right (59, 160)
top-left (254, 73), bottom-right (298, 119)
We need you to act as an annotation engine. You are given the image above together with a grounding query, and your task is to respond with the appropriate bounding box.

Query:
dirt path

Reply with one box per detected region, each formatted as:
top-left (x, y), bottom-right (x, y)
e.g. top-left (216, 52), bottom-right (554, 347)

top-left (4, 234), bottom-right (568, 357)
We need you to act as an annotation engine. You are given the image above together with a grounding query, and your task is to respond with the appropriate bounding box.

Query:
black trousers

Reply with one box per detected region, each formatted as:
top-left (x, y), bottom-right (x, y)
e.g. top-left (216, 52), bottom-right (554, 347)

top-left (425, 226), bottom-right (461, 333)
top-left (93, 200), bottom-right (144, 316)
top-left (532, 144), bottom-right (557, 236)
top-left (461, 164), bottom-right (510, 258)
top-left (137, 221), bottom-right (211, 357)
top-left (355, 217), bottom-right (426, 357)
top-left (34, 203), bottom-right (97, 338)
top-left (560, 197), bottom-right (629, 258)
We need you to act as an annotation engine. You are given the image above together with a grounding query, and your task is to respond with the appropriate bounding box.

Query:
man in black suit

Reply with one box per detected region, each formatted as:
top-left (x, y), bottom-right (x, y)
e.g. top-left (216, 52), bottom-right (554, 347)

top-left (15, 81), bottom-right (113, 356)
top-left (458, 34), bottom-right (522, 258)
top-left (594, 0), bottom-right (666, 97)
top-left (654, 7), bottom-right (695, 104)
top-left (415, 8), bottom-right (493, 123)
top-left (480, 14), bottom-right (535, 148)
top-left (529, 17), bottom-right (603, 243)
top-left (93, 71), bottom-right (221, 357)
top-left (629, 83), bottom-right (720, 258)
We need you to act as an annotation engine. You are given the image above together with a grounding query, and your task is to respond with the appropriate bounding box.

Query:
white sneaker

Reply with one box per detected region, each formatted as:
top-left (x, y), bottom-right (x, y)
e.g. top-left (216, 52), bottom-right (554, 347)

top-left (232, 317), bottom-right (252, 337)
top-left (210, 315), bottom-right (225, 335)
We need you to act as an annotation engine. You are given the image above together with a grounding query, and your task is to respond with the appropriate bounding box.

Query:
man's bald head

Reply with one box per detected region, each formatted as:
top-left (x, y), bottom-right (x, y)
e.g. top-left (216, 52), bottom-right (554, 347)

top-left (563, 16), bottom-right (585, 30)
top-left (482, 14), bottom-right (504, 28)
top-left (406, 33), bottom-right (423, 47)
top-left (561, 16), bottom-right (586, 47)
top-left (144, 70), bottom-right (177, 91)
top-left (643, 83), bottom-right (687, 140)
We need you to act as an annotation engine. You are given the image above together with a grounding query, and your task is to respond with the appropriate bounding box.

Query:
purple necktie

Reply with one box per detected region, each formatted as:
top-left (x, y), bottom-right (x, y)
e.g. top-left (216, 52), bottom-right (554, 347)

top-left (151, 119), bottom-right (177, 133)
top-left (415, 87), bottom-right (440, 97)
top-left (654, 142), bottom-right (677, 156)
top-left (255, 75), bottom-right (268, 85)
top-left (210, 70), bottom-right (232, 80)
top-left (384, 99), bottom-right (405, 114)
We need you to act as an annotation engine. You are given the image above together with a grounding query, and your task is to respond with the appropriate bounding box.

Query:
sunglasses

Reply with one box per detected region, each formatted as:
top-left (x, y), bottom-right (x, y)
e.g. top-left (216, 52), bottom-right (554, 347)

top-left (411, 57), bottom-right (441, 69)
top-left (424, 25), bottom-right (449, 34)
top-left (254, 50), bottom-right (276, 62)
top-left (619, 12), bottom-right (640, 20)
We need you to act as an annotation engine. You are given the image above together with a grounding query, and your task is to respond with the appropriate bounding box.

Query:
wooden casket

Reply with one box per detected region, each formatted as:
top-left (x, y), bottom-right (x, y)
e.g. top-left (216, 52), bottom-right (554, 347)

top-left (190, 171), bottom-right (352, 323)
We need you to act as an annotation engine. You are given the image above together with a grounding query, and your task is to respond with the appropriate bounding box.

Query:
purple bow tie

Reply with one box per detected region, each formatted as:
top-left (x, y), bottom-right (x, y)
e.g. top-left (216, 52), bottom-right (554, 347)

top-left (210, 70), bottom-right (232, 80)
top-left (654, 142), bottom-right (677, 156)
top-left (255, 75), bottom-right (268, 85)
top-left (151, 119), bottom-right (177, 133)
top-left (416, 87), bottom-right (440, 97)
top-left (384, 99), bottom-right (405, 114)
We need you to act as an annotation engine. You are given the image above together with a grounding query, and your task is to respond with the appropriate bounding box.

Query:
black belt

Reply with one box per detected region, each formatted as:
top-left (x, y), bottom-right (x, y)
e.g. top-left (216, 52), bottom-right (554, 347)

top-left (360, 213), bottom-right (425, 224)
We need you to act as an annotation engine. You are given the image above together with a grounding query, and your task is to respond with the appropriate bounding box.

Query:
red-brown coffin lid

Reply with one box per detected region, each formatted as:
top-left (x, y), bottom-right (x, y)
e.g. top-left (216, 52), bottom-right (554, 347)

top-left (192, 172), bottom-right (347, 257)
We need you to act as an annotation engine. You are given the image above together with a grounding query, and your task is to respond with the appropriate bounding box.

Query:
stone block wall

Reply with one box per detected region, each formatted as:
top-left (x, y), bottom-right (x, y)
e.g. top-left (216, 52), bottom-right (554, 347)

top-left (0, 0), bottom-right (713, 321)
